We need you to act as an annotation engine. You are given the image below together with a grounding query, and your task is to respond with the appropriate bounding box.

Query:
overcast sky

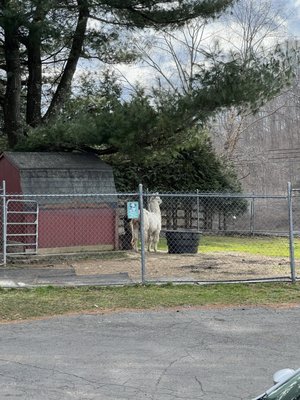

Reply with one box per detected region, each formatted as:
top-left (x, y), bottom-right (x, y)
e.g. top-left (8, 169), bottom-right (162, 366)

top-left (75, 0), bottom-right (300, 95)
top-left (113, 0), bottom-right (300, 94)
top-left (281, 0), bottom-right (300, 36)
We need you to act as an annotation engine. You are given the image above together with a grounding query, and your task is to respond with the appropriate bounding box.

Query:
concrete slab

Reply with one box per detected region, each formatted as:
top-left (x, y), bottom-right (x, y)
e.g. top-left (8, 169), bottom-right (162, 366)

top-left (0, 269), bottom-right (132, 287)
top-left (0, 279), bottom-right (19, 288)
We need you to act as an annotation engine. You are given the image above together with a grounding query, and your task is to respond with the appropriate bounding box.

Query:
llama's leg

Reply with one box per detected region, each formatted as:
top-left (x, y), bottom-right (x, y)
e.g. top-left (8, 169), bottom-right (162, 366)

top-left (130, 220), bottom-right (139, 252)
top-left (134, 237), bottom-right (138, 252)
top-left (149, 237), bottom-right (153, 252)
top-left (150, 231), bottom-right (156, 252)
top-left (130, 238), bottom-right (135, 251)
top-left (148, 233), bottom-right (153, 252)
top-left (131, 240), bottom-right (136, 251)
top-left (153, 231), bottom-right (160, 252)
top-left (144, 231), bottom-right (149, 252)
top-left (131, 236), bottom-right (137, 252)
top-left (133, 229), bottom-right (139, 252)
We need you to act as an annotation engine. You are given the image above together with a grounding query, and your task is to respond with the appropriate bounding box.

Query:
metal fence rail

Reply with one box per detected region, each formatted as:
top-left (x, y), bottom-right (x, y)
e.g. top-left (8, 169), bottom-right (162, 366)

top-left (0, 181), bottom-right (298, 284)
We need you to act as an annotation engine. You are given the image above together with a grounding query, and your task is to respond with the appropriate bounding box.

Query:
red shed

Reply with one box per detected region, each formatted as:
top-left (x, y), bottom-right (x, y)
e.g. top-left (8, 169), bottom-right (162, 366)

top-left (0, 152), bottom-right (118, 255)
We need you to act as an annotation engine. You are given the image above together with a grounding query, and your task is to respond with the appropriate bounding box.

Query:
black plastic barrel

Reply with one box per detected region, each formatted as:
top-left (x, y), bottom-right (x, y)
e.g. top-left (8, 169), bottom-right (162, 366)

top-left (165, 230), bottom-right (201, 254)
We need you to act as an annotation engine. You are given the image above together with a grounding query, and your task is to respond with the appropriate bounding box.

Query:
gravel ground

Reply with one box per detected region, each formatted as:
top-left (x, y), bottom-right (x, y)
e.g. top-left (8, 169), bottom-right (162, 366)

top-left (70, 251), bottom-right (292, 282)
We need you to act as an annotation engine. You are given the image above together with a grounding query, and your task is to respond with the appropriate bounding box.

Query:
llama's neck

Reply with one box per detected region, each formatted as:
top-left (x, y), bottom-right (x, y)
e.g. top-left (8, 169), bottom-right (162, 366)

top-left (149, 201), bottom-right (161, 215)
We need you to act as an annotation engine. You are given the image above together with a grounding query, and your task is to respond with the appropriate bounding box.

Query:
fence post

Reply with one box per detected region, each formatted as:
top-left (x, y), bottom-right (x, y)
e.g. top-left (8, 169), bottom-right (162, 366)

top-left (2, 180), bottom-right (6, 266)
top-left (250, 194), bottom-right (255, 235)
top-left (197, 189), bottom-right (200, 231)
top-left (139, 183), bottom-right (146, 283)
top-left (287, 182), bottom-right (296, 283)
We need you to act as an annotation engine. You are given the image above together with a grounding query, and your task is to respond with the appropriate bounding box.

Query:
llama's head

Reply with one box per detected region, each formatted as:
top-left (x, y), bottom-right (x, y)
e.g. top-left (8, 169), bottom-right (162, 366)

top-left (149, 195), bottom-right (162, 206)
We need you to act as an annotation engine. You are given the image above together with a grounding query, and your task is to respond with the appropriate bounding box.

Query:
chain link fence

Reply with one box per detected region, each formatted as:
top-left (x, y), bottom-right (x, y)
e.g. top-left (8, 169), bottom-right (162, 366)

top-left (290, 186), bottom-right (300, 282)
top-left (141, 190), bottom-right (293, 283)
top-left (0, 182), bottom-right (4, 265)
top-left (0, 182), bottom-right (298, 284)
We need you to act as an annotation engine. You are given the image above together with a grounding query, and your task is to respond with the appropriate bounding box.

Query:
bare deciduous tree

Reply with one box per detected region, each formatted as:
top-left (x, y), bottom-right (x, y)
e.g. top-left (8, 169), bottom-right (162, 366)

top-left (134, 0), bottom-right (292, 162)
top-left (210, 0), bottom-right (291, 161)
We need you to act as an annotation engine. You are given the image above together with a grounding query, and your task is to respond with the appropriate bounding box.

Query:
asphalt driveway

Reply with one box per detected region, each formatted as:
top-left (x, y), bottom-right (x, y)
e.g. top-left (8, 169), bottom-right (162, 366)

top-left (0, 305), bottom-right (299, 399)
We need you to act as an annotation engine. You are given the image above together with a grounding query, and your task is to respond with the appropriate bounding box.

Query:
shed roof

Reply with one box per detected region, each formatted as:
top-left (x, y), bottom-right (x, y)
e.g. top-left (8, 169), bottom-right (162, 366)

top-left (1, 152), bottom-right (117, 203)
top-left (3, 151), bottom-right (111, 171)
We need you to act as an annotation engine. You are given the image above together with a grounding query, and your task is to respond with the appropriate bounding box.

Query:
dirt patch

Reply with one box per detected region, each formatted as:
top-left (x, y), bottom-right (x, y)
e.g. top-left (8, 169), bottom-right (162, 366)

top-left (6, 250), bottom-right (291, 282)
top-left (70, 251), bottom-right (291, 282)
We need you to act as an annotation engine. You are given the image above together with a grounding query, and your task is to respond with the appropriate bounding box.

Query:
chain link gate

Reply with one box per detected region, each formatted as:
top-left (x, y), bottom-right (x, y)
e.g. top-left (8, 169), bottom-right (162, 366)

top-left (288, 182), bottom-right (300, 282)
top-left (0, 181), bottom-right (39, 264)
top-left (0, 181), bottom-right (5, 265)
top-left (5, 199), bottom-right (39, 257)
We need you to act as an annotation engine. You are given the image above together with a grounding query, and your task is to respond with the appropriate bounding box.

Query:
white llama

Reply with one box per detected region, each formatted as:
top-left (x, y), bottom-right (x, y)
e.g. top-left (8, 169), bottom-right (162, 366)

top-left (130, 196), bottom-right (162, 252)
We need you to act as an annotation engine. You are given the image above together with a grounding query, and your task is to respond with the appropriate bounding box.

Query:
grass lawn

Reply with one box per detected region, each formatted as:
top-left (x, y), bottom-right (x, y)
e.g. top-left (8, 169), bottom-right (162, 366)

top-left (0, 283), bottom-right (300, 322)
top-left (159, 235), bottom-right (298, 258)
top-left (1, 234), bottom-right (299, 323)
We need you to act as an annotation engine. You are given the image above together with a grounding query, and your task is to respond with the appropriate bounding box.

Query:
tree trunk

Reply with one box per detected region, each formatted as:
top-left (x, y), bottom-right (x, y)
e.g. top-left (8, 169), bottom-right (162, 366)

top-left (26, 42), bottom-right (42, 127)
top-left (43, 0), bottom-right (89, 121)
top-left (3, 21), bottom-right (22, 147)
top-left (26, 3), bottom-right (47, 127)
